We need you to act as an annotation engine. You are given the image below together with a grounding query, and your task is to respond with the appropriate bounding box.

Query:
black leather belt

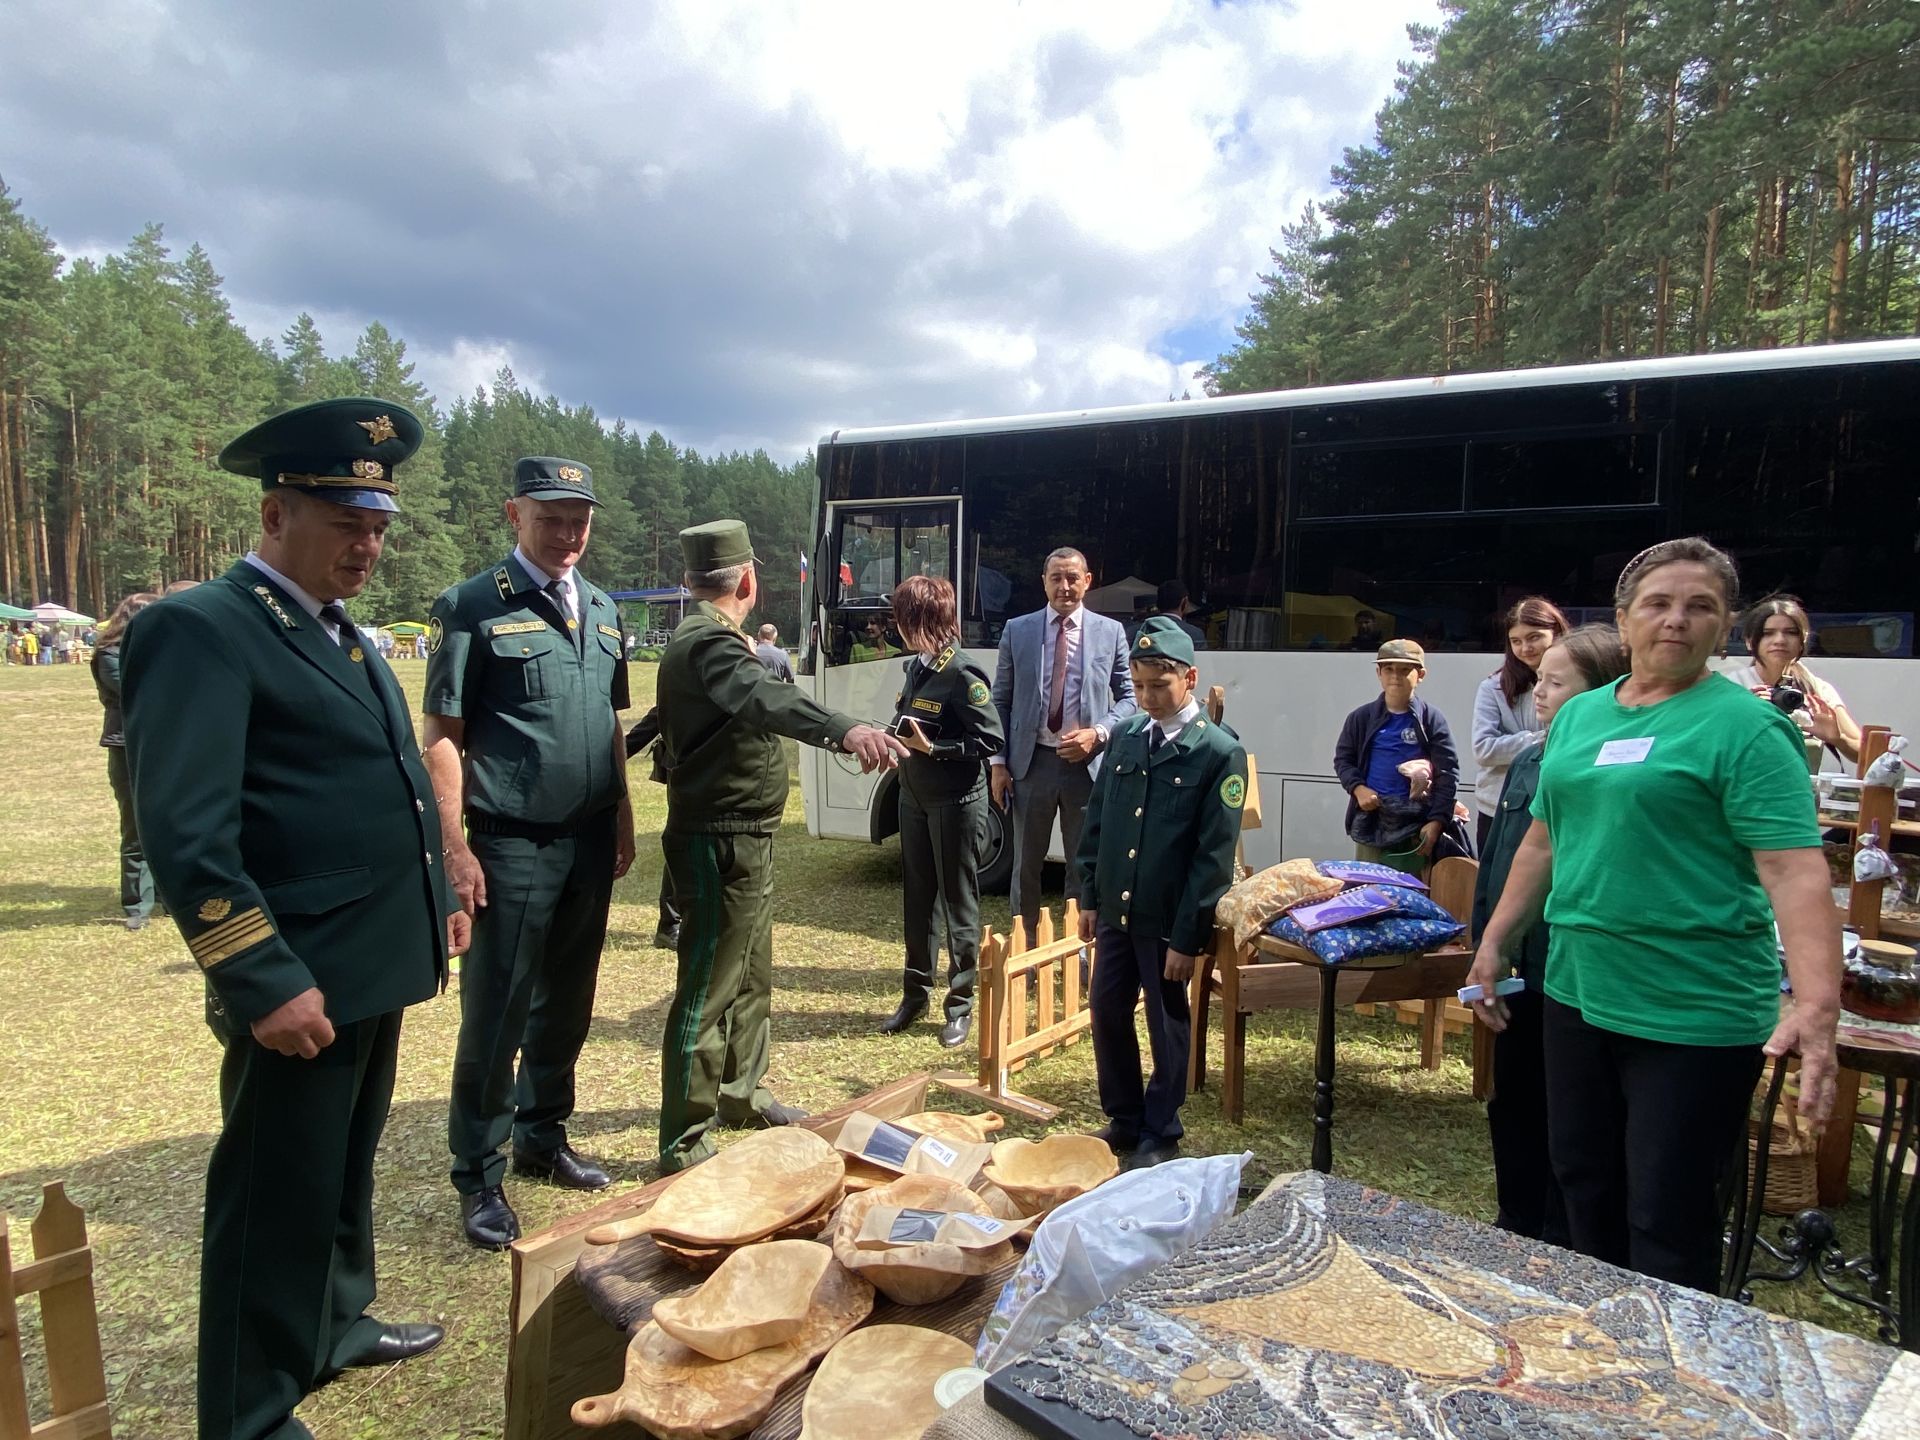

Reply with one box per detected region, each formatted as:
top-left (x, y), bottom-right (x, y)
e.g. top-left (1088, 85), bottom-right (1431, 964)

top-left (466, 809), bottom-right (608, 843)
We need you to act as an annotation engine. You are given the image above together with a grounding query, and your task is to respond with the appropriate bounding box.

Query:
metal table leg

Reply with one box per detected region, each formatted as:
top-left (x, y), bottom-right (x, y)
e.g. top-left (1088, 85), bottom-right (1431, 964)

top-left (1311, 965), bottom-right (1337, 1175)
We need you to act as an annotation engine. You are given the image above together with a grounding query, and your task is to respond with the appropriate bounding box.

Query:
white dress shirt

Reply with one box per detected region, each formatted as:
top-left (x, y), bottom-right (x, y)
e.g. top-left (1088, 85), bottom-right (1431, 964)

top-left (244, 553), bottom-right (346, 642)
top-left (514, 545), bottom-right (577, 623)
top-left (1148, 697), bottom-right (1202, 748)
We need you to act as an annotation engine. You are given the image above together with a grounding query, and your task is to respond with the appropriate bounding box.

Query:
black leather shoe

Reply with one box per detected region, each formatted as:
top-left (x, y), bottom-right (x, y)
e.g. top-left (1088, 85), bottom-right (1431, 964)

top-left (938, 1013), bottom-right (972, 1049)
top-left (1122, 1139), bottom-right (1181, 1171)
top-left (756, 1099), bottom-right (808, 1127)
top-left (513, 1143), bottom-right (612, 1191)
top-left (879, 999), bottom-right (927, 1035)
top-left (652, 926), bottom-right (680, 950)
top-left (338, 1320), bottom-right (446, 1369)
top-left (1090, 1122), bottom-right (1140, 1155)
top-left (460, 1186), bottom-right (520, 1250)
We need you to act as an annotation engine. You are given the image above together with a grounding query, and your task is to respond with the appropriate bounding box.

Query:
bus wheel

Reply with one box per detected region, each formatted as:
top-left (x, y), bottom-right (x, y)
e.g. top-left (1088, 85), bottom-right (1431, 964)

top-left (979, 802), bottom-right (1013, 894)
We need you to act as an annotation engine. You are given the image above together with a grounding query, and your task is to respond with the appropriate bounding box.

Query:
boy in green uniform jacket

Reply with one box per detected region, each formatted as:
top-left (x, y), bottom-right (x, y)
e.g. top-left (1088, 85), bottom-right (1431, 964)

top-left (655, 519), bottom-right (905, 1172)
top-left (123, 398), bottom-right (464, 1440)
top-left (1076, 616), bottom-right (1248, 1170)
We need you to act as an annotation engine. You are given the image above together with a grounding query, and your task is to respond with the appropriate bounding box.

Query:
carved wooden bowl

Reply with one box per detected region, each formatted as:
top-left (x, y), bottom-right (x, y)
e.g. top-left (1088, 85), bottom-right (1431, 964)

top-left (798, 1325), bottom-right (977, 1440)
top-left (571, 1258), bottom-right (875, 1437)
top-left (651, 1239), bottom-right (834, 1361)
top-left (829, 1174), bottom-right (1014, 1305)
top-left (586, 1128), bottom-right (846, 1248)
top-left (982, 1135), bottom-right (1118, 1217)
top-left (894, 1109), bottom-right (1007, 1145)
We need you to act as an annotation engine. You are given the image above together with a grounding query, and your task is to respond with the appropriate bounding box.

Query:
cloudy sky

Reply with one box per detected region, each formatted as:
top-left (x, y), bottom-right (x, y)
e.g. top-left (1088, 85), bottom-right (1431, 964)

top-left (3, 0), bottom-right (1437, 457)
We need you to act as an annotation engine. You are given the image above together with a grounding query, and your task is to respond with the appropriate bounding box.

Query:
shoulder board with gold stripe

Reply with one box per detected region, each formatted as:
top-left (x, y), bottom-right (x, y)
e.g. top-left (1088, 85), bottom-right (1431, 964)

top-left (596, 623), bottom-right (622, 639)
top-left (493, 567), bottom-right (514, 601)
top-left (933, 645), bottom-right (955, 671)
top-left (250, 585), bottom-right (298, 629)
top-left (489, 619), bottom-right (546, 637)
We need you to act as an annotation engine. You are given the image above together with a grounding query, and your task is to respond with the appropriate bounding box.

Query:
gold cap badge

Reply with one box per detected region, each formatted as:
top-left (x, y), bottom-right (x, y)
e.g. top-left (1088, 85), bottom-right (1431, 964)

top-left (198, 897), bottom-right (233, 922)
top-left (557, 465), bottom-right (583, 483)
top-left (352, 459), bottom-right (385, 479)
top-left (357, 415), bottom-right (398, 445)
top-left (1140, 635), bottom-right (1154, 648)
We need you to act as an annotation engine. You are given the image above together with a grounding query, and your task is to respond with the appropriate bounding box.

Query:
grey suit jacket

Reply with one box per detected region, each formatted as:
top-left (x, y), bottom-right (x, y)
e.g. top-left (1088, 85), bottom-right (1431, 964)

top-left (991, 606), bottom-right (1137, 781)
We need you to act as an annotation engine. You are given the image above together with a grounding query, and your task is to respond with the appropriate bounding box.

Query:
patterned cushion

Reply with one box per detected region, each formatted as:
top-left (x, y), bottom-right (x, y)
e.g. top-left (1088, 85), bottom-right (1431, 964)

top-left (1217, 860), bottom-right (1345, 949)
top-left (1266, 909), bottom-right (1466, 965)
top-left (1315, 859), bottom-right (1429, 890)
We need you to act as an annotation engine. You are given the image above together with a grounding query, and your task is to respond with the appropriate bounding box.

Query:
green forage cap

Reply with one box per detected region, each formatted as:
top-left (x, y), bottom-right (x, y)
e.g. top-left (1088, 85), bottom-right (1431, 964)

top-left (514, 456), bottom-right (599, 504)
top-left (679, 519), bottom-right (756, 572)
top-left (218, 397), bottom-right (423, 513)
top-left (1131, 614), bottom-right (1195, 667)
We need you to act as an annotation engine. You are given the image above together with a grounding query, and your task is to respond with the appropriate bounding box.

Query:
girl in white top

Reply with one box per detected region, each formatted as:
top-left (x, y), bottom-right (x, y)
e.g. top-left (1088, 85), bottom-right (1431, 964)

top-left (1471, 595), bottom-right (1568, 850)
top-left (1725, 594), bottom-right (1862, 766)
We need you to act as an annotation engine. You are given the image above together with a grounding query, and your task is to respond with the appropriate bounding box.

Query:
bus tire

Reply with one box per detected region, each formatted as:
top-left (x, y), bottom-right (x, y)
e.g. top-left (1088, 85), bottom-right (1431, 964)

top-left (978, 801), bottom-right (1013, 894)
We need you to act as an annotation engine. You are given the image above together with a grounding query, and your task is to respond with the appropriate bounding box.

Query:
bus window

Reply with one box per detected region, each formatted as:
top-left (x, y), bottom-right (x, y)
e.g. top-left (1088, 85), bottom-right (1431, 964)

top-left (820, 500), bottom-right (959, 665)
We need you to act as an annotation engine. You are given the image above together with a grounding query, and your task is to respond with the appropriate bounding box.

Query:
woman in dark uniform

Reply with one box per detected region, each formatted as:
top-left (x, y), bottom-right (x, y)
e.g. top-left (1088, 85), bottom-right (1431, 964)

top-left (91, 591), bottom-right (158, 930)
top-left (878, 576), bottom-right (1005, 1048)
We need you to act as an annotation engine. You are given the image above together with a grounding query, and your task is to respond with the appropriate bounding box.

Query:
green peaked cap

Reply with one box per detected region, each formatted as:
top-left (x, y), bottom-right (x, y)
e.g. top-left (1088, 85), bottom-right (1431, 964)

top-left (218, 397), bottom-right (422, 513)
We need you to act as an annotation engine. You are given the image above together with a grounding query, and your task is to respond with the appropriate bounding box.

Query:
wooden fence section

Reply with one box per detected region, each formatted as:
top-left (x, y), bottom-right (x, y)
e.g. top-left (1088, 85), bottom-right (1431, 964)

top-left (935, 901), bottom-right (1092, 1122)
top-left (0, 1184), bottom-right (111, 1440)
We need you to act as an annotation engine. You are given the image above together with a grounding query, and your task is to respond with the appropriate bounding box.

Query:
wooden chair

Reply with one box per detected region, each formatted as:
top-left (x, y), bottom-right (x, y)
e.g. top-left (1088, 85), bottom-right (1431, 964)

top-left (1190, 856), bottom-right (1490, 1122)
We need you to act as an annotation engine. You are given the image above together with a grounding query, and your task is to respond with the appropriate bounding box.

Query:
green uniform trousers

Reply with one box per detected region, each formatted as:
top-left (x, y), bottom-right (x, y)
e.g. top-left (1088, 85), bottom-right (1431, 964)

top-left (659, 830), bottom-right (776, 1171)
top-left (899, 787), bottom-right (986, 1021)
top-left (104, 745), bottom-right (153, 919)
top-left (447, 811), bottom-right (615, 1193)
top-left (199, 1011), bottom-right (399, 1440)
top-left (1353, 840), bottom-right (1429, 878)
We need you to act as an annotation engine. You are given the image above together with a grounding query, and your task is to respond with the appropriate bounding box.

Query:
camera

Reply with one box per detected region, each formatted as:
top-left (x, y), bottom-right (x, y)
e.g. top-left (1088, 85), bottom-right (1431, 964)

top-left (1769, 682), bottom-right (1806, 716)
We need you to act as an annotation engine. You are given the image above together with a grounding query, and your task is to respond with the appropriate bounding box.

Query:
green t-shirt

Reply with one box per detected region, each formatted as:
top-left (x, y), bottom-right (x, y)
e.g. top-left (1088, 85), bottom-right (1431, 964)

top-left (1532, 672), bottom-right (1820, 1046)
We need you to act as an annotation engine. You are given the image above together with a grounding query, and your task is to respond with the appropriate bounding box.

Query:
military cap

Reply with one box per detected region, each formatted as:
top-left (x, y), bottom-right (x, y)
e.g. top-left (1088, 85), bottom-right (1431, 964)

top-left (514, 456), bottom-right (599, 505)
top-left (1131, 614), bottom-right (1196, 668)
top-left (218, 397), bottom-right (423, 513)
top-left (679, 519), bottom-right (756, 572)
top-left (1376, 637), bottom-right (1426, 668)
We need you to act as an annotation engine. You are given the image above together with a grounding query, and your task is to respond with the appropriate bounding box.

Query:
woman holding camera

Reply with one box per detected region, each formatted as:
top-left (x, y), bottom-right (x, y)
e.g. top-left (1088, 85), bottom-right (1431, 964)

top-left (878, 576), bottom-right (1005, 1049)
top-left (1724, 595), bottom-right (1862, 767)
top-left (1470, 537), bottom-right (1842, 1294)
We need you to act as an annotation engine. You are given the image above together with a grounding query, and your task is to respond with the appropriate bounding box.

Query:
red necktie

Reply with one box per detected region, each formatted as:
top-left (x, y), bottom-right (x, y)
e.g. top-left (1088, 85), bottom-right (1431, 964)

top-left (1047, 614), bottom-right (1071, 733)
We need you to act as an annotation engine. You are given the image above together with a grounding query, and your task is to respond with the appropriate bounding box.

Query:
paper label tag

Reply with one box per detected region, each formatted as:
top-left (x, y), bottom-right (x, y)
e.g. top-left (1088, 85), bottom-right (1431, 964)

top-left (919, 1137), bottom-right (958, 1168)
top-left (830, 1112), bottom-right (992, 1184)
top-left (855, 1205), bottom-right (1036, 1250)
top-left (1595, 737), bottom-right (1656, 766)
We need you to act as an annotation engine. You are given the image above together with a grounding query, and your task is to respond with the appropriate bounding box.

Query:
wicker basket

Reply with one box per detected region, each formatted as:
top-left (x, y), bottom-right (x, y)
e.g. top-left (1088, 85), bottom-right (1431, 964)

top-left (1747, 1089), bottom-right (1818, 1217)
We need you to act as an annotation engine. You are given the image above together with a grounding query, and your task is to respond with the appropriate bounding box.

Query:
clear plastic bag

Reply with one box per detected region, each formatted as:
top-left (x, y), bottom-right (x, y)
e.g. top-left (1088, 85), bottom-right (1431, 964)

top-left (973, 1151), bottom-right (1249, 1371)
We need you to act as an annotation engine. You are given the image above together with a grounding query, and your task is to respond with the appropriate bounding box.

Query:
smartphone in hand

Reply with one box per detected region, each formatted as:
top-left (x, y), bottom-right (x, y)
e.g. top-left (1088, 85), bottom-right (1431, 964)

top-left (889, 715), bottom-right (933, 754)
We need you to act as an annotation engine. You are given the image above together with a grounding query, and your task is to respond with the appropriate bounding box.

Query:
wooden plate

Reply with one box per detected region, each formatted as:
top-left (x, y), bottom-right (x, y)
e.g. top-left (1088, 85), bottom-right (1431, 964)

top-left (798, 1325), bottom-right (977, 1440)
top-left (893, 1110), bottom-right (1007, 1145)
top-left (586, 1129), bottom-right (846, 1248)
top-left (571, 1258), bottom-right (875, 1437)
top-left (982, 1135), bottom-right (1118, 1217)
top-left (651, 1240), bottom-right (834, 1360)
top-left (653, 1184), bottom-right (843, 1273)
top-left (829, 1174), bottom-right (1013, 1305)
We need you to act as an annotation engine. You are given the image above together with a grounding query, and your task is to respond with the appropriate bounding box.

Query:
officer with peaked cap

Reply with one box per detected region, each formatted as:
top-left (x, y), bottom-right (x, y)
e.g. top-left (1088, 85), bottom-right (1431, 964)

top-left (122, 398), bottom-right (466, 1440)
top-left (655, 519), bottom-right (906, 1172)
top-left (423, 457), bottom-right (634, 1249)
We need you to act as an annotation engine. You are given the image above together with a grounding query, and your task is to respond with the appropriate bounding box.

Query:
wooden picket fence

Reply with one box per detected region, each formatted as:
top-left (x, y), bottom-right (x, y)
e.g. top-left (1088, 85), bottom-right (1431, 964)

top-left (1, 1185), bottom-right (111, 1440)
top-left (935, 901), bottom-right (1093, 1121)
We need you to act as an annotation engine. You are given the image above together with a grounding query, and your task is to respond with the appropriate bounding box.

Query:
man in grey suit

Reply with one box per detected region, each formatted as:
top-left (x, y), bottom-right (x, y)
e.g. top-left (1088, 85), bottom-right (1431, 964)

top-left (990, 547), bottom-right (1137, 936)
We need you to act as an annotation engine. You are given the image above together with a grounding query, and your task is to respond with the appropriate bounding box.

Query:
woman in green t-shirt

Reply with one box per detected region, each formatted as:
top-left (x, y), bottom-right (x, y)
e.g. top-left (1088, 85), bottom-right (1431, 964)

top-left (1470, 536), bottom-right (1842, 1294)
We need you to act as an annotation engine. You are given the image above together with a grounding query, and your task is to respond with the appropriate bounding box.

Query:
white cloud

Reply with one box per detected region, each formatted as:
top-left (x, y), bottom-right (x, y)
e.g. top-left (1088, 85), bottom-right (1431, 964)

top-left (2, 0), bottom-right (1440, 456)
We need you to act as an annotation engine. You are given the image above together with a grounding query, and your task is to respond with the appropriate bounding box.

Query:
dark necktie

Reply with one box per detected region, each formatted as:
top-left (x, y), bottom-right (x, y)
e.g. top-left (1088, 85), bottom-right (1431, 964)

top-left (545, 578), bottom-right (580, 649)
top-left (319, 602), bottom-right (376, 691)
top-left (1047, 615), bottom-right (1072, 733)
top-left (1150, 725), bottom-right (1165, 755)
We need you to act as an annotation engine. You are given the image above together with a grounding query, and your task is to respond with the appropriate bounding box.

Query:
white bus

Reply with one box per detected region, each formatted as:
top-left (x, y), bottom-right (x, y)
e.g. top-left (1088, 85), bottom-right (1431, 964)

top-left (796, 340), bottom-right (1920, 887)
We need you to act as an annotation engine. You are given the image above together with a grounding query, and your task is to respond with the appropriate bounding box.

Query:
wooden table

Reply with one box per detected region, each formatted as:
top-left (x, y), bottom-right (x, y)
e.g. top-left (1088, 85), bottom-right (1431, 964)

top-left (1730, 1027), bottom-right (1920, 1351)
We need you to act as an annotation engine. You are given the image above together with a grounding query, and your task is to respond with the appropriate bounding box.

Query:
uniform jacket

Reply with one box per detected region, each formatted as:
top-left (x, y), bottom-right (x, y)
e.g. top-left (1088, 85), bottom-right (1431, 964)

top-left (1077, 710), bottom-right (1248, 955)
top-left (90, 642), bottom-right (127, 747)
top-left (1470, 741), bottom-right (1549, 984)
top-left (122, 562), bottom-right (455, 1034)
top-left (892, 644), bottom-right (1006, 807)
top-left (1332, 694), bottom-right (1459, 835)
top-left (990, 606), bottom-right (1136, 781)
top-left (658, 601), bottom-right (856, 833)
top-left (424, 552), bottom-right (630, 827)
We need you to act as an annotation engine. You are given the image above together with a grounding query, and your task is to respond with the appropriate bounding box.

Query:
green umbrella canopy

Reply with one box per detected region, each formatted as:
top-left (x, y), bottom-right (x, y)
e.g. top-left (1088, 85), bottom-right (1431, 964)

top-left (385, 621), bottom-right (430, 636)
top-left (0, 602), bottom-right (35, 621)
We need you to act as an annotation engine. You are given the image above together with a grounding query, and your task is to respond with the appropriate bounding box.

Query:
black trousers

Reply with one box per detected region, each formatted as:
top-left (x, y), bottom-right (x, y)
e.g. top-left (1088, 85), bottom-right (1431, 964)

top-left (899, 787), bottom-right (987, 1020)
top-left (1487, 989), bottom-right (1568, 1244)
top-left (1543, 996), bottom-right (1760, 1293)
top-left (105, 745), bottom-right (153, 918)
top-left (199, 1012), bottom-right (401, 1440)
top-left (1089, 920), bottom-right (1190, 1146)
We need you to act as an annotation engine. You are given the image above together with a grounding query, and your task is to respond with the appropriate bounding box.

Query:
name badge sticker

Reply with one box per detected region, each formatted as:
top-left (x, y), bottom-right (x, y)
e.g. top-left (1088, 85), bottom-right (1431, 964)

top-left (1595, 737), bottom-right (1656, 766)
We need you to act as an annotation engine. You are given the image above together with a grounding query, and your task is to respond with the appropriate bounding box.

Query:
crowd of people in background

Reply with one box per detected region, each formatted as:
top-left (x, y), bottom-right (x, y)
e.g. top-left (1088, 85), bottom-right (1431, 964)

top-left (5, 620), bottom-right (95, 664)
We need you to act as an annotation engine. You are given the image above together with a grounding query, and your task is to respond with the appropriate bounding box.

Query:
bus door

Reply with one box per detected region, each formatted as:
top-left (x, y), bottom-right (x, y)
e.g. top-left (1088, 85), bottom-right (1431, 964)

top-left (809, 498), bottom-right (963, 822)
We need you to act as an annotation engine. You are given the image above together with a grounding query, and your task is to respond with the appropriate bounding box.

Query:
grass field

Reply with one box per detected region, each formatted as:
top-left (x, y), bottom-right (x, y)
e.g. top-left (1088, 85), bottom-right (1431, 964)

top-left (0, 661), bottom-right (1893, 1436)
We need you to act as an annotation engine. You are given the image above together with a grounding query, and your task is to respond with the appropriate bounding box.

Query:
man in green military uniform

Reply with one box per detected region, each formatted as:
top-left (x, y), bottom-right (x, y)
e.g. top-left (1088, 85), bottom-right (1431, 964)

top-left (656, 519), bottom-right (905, 1172)
top-left (123, 398), bottom-right (465, 1440)
top-left (423, 458), bottom-right (634, 1249)
top-left (1076, 615), bottom-right (1248, 1171)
